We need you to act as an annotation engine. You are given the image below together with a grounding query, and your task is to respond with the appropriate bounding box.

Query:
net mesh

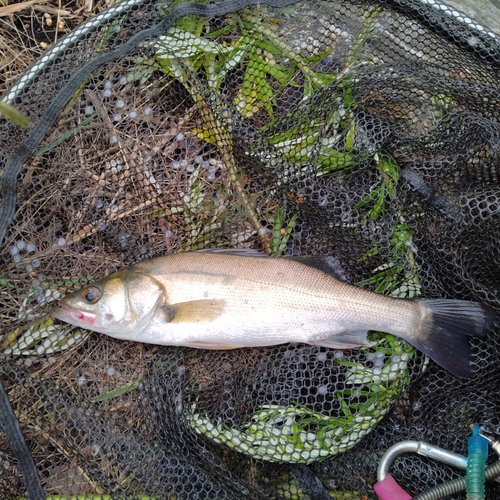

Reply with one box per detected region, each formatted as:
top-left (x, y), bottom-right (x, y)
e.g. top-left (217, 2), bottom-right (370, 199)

top-left (1, 0), bottom-right (500, 498)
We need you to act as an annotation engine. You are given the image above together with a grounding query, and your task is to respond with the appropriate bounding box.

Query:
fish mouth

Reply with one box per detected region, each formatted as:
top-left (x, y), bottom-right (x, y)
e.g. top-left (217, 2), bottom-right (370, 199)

top-left (52, 302), bottom-right (97, 327)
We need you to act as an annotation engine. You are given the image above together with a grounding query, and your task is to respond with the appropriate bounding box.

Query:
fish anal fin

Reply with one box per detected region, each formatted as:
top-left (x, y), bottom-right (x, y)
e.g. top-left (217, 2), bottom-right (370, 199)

top-left (161, 299), bottom-right (225, 324)
top-left (309, 331), bottom-right (371, 349)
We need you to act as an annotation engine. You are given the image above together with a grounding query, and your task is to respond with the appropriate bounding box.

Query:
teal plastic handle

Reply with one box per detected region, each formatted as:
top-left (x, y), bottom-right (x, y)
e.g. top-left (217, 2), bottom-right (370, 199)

top-left (466, 424), bottom-right (488, 500)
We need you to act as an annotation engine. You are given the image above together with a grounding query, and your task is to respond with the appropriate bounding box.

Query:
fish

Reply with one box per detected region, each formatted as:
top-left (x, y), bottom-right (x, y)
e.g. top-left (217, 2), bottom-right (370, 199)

top-left (51, 249), bottom-right (497, 378)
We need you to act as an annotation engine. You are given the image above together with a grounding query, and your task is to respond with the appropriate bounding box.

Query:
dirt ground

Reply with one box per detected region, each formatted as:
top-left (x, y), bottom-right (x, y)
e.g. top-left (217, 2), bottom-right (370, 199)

top-left (0, 0), bottom-right (111, 96)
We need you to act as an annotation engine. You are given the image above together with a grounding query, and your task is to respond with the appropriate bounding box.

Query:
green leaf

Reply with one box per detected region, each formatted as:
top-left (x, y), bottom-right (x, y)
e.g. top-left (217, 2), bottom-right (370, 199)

top-left (35, 114), bottom-right (97, 156)
top-left (90, 377), bottom-right (143, 403)
top-left (156, 28), bottom-right (232, 58)
top-left (0, 102), bottom-right (31, 127)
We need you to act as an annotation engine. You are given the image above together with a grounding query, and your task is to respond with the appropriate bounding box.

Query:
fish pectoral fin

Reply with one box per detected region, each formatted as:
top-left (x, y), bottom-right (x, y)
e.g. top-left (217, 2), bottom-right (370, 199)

top-left (160, 299), bottom-right (225, 324)
top-left (160, 305), bottom-right (176, 322)
top-left (309, 330), bottom-right (372, 349)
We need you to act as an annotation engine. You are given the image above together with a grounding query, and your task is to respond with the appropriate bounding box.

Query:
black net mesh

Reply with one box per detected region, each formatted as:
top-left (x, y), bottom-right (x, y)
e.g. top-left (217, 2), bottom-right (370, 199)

top-left (2, 0), bottom-right (500, 498)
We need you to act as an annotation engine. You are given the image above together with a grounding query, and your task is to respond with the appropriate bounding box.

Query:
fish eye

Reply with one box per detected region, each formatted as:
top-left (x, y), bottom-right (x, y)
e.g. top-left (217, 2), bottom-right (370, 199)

top-left (82, 286), bottom-right (102, 304)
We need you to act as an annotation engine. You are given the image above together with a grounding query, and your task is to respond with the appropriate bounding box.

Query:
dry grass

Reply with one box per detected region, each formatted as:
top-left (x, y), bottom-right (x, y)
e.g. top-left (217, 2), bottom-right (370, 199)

top-left (3, 335), bottom-right (163, 495)
top-left (0, 0), bottom-right (114, 96)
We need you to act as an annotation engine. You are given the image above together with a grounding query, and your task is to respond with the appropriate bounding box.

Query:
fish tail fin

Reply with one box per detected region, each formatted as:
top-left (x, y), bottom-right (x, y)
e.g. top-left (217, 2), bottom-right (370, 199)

top-left (410, 299), bottom-right (497, 378)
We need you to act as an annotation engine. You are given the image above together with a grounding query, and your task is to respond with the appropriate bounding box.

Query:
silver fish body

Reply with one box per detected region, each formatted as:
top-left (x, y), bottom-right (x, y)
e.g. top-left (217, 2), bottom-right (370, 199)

top-left (52, 251), bottom-right (496, 377)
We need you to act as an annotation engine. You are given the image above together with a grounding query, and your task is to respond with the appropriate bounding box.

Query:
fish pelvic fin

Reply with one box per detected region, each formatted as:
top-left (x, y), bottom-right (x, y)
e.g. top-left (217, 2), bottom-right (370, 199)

top-left (180, 341), bottom-right (245, 349)
top-left (410, 299), bottom-right (497, 378)
top-left (161, 299), bottom-right (225, 324)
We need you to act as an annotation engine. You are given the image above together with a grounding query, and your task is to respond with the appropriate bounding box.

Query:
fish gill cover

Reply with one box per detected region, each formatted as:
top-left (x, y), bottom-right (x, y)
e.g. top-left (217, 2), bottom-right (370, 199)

top-left (1, 0), bottom-right (500, 498)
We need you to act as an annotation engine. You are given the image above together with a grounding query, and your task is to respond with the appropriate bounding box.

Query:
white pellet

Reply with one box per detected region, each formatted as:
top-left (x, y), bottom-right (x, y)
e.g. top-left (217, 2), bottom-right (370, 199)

top-left (112, 113), bottom-right (122, 122)
top-left (90, 444), bottom-right (101, 457)
top-left (84, 105), bottom-right (94, 115)
top-left (194, 156), bottom-right (203, 164)
top-left (318, 385), bottom-right (328, 395)
top-left (467, 36), bottom-right (479, 47)
top-left (102, 89), bottom-right (112, 98)
top-left (186, 164), bottom-right (195, 173)
top-left (115, 99), bottom-right (125, 108)
top-left (109, 135), bottom-right (118, 144)
top-left (118, 233), bottom-right (130, 247)
top-left (176, 133), bottom-right (185, 141)
top-left (77, 375), bottom-right (87, 387)
top-left (111, 164), bottom-right (121, 174)
top-left (106, 366), bottom-right (116, 376)
top-left (26, 242), bottom-right (36, 253)
top-left (57, 237), bottom-right (66, 247)
top-left (144, 106), bottom-right (153, 115)
top-left (129, 110), bottom-right (138, 119)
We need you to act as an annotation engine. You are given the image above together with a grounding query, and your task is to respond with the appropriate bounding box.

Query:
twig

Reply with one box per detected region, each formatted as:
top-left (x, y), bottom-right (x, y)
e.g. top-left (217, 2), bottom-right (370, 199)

top-left (85, 89), bottom-right (162, 196)
top-left (195, 95), bottom-right (271, 253)
top-left (0, 0), bottom-right (47, 17)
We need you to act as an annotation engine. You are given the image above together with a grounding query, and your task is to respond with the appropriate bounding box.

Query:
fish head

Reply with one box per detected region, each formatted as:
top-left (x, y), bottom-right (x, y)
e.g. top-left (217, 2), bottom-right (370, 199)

top-left (52, 270), bottom-right (165, 337)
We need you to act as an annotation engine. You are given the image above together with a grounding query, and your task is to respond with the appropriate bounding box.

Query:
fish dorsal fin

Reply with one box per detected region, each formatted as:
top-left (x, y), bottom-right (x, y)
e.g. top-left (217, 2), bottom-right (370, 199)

top-left (196, 248), bottom-right (348, 282)
top-left (161, 299), bottom-right (225, 324)
top-left (195, 248), bottom-right (267, 257)
top-left (284, 256), bottom-right (348, 282)
top-left (197, 248), bottom-right (348, 281)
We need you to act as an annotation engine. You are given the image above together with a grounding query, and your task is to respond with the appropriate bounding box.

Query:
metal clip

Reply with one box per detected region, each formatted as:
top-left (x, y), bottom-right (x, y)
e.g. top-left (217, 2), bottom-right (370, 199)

top-left (480, 432), bottom-right (500, 458)
top-left (377, 440), bottom-right (468, 483)
top-left (480, 432), bottom-right (500, 483)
